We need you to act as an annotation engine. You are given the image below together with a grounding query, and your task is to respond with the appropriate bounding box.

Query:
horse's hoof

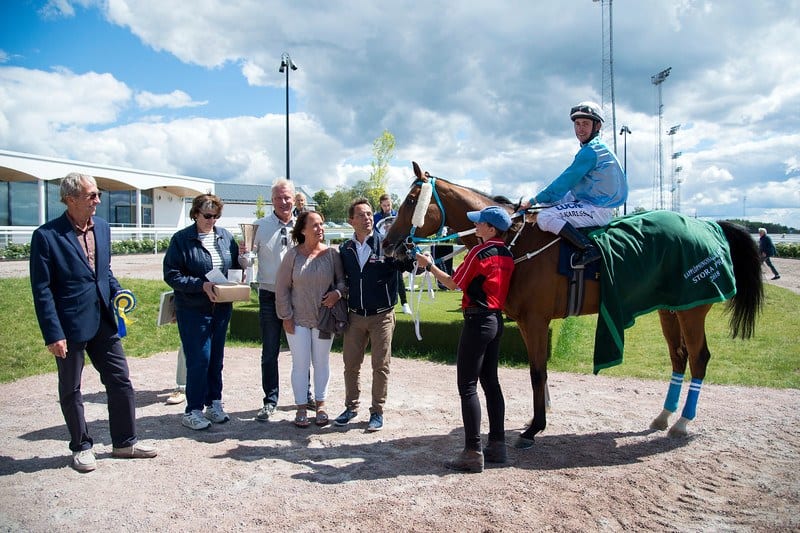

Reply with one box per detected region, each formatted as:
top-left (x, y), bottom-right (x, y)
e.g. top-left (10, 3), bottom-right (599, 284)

top-left (650, 419), bottom-right (668, 431)
top-left (650, 409), bottom-right (671, 431)
top-left (514, 436), bottom-right (535, 450)
top-left (666, 416), bottom-right (690, 437)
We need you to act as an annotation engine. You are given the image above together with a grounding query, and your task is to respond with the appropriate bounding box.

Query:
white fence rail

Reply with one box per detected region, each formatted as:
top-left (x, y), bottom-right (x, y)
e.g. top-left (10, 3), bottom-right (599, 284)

top-left (1, 223), bottom-right (355, 252)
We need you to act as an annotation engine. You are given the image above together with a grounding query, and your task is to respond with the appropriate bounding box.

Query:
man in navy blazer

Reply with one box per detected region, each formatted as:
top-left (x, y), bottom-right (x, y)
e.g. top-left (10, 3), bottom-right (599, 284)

top-left (30, 172), bottom-right (157, 472)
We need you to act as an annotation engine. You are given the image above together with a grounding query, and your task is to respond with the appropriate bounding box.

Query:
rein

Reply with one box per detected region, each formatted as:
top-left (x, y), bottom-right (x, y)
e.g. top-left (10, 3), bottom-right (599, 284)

top-left (401, 176), bottom-right (559, 339)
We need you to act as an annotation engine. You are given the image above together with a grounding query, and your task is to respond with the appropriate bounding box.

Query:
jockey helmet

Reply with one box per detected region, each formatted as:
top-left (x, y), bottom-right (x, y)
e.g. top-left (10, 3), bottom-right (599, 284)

top-left (570, 101), bottom-right (604, 123)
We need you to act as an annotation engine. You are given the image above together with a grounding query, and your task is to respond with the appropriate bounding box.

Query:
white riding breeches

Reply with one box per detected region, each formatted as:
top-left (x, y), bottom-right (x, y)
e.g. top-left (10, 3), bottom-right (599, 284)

top-left (536, 194), bottom-right (613, 234)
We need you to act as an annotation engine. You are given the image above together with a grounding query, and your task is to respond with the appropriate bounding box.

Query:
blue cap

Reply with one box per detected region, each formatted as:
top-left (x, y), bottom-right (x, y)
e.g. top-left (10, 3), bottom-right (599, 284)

top-left (466, 206), bottom-right (512, 231)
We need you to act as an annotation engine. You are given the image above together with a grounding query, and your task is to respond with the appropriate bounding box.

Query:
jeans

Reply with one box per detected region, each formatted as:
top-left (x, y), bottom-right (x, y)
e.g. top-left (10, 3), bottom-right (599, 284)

top-left (57, 317), bottom-right (137, 451)
top-left (258, 290), bottom-right (282, 406)
top-left (456, 311), bottom-right (505, 451)
top-left (176, 304), bottom-right (232, 413)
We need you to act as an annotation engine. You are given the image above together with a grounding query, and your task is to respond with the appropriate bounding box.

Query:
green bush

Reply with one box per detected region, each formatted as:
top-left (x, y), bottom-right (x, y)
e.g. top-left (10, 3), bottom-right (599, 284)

top-left (0, 243), bottom-right (31, 260)
top-left (0, 237), bottom-right (173, 259)
top-left (229, 291), bottom-right (546, 367)
top-left (776, 243), bottom-right (799, 258)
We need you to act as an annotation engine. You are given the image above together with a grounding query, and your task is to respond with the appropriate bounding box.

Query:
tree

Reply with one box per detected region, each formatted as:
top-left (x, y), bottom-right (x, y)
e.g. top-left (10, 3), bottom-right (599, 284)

top-left (365, 129), bottom-right (396, 208)
top-left (312, 190), bottom-right (330, 216)
top-left (254, 194), bottom-right (266, 219)
top-left (324, 187), bottom-right (356, 223)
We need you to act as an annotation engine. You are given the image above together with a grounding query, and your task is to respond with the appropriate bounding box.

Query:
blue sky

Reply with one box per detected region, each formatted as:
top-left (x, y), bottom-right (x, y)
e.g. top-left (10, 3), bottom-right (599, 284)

top-left (1, 0), bottom-right (799, 228)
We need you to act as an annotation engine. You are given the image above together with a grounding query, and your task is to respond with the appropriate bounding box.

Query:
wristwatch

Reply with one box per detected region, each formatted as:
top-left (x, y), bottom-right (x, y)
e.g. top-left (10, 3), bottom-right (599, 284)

top-left (425, 263), bottom-right (432, 272)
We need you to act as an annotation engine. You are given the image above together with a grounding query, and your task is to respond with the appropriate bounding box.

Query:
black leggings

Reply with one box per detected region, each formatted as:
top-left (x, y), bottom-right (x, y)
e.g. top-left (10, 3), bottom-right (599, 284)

top-left (456, 311), bottom-right (505, 451)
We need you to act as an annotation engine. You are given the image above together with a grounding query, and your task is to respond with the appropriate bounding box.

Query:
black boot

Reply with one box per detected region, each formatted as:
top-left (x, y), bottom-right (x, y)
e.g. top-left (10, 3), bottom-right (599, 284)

top-left (558, 222), bottom-right (600, 267)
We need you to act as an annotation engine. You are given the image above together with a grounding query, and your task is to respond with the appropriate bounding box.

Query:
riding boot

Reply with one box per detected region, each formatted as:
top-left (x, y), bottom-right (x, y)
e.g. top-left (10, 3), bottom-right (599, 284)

top-left (558, 222), bottom-right (600, 267)
top-left (445, 449), bottom-right (484, 473)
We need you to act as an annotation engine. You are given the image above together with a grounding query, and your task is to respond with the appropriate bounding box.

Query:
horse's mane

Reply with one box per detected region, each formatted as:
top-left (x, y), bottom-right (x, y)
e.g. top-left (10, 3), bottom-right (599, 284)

top-left (410, 175), bottom-right (516, 209)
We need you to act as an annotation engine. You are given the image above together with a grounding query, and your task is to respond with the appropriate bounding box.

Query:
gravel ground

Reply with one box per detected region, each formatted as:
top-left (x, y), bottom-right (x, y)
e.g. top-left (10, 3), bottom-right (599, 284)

top-left (0, 254), bottom-right (798, 531)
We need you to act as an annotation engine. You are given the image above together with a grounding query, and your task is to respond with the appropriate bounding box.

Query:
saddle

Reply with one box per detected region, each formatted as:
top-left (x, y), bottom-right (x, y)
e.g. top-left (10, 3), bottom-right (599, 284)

top-left (557, 228), bottom-right (601, 317)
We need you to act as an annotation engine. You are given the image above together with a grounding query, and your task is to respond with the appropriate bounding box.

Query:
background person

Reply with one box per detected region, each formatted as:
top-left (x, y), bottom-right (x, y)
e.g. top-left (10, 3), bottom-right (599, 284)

top-left (293, 192), bottom-right (308, 217)
top-left (374, 194), bottom-right (412, 315)
top-left (164, 194), bottom-right (240, 430)
top-left (276, 211), bottom-right (346, 427)
top-left (239, 179), bottom-right (313, 421)
top-left (30, 172), bottom-right (157, 472)
top-left (520, 101), bottom-right (627, 266)
top-left (335, 198), bottom-right (412, 431)
top-left (415, 206), bottom-right (515, 473)
top-left (165, 345), bottom-right (186, 405)
top-left (758, 228), bottom-right (781, 280)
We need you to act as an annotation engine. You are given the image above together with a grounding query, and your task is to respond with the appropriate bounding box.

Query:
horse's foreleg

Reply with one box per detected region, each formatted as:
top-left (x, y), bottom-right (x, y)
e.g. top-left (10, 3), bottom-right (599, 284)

top-left (668, 307), bottom-right (711, 437)
top-left (652, 310), bottom-right (688, 431)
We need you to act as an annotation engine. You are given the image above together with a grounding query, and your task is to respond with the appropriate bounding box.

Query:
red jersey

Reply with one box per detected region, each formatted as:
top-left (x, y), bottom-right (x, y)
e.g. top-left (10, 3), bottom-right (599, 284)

top-left (451, 237), bottom-right (514, 311)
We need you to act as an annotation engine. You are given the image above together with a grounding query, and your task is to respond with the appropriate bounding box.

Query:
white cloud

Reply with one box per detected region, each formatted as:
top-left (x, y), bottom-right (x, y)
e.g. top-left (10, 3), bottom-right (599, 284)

top-left (3, 1), bottom-right (800, 229)
top-left (0, 66), bottom-right (130, 154)
top-left (135, 90), bottom-right (206, 110)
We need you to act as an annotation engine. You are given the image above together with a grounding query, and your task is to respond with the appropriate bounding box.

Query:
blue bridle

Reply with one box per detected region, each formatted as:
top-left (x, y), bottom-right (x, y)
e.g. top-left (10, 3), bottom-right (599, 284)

top-left (407, 176), bottom-right (464, 246)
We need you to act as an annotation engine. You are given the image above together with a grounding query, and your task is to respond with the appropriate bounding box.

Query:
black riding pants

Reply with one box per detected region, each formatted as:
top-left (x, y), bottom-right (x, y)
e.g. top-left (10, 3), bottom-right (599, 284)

top-left (456, 311), bottom-right (505, 451)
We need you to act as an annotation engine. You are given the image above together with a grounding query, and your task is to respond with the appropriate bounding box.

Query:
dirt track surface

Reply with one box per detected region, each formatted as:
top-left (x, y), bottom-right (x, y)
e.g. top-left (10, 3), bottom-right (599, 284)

top-left (1, 255), bottom-right (798, 531)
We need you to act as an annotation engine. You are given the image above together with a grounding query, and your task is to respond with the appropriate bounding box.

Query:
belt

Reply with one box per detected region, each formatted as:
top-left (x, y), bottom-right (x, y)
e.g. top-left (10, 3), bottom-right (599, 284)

top-left (349, 306), bottom-right (393, 317)
top-left (463, 307), bottom-right (501, 316)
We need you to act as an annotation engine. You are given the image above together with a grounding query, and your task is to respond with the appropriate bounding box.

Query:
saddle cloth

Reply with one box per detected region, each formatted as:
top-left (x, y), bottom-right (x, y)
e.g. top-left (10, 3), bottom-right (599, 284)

top-left (588, 211), bottom-right (736, 374)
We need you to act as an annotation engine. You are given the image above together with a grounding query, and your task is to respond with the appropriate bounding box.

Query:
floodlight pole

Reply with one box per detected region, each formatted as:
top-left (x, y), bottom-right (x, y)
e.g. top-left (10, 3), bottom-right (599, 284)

top-left (651, 67), bottom-right (671, 209)
top-left (279, 53), bottom-right (298, 180)
top-left (619, 125), bottom-right (631, 215)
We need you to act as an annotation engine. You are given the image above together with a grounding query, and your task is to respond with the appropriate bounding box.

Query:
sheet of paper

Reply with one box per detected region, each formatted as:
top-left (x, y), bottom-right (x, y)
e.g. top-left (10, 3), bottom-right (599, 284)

top-left (206, 268), bottom-right (233, 285)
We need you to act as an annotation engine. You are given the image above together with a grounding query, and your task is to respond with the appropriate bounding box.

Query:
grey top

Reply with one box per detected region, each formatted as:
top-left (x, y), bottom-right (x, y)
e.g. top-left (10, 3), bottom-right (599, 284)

top-left (275, 246), bottom-right (346, 329)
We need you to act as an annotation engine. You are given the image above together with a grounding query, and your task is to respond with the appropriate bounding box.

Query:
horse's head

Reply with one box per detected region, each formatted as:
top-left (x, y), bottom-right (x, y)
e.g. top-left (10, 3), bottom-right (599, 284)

top-left (384, 162), bottom-right (504, 258)
top-left (383, 162), bottom-right (442, 259)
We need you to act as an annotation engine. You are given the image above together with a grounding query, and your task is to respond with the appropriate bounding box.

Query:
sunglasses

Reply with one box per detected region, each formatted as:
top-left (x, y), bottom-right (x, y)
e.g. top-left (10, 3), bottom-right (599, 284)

top-left (201, 213), bottom-right (221, 220)
top-left (76, 192), bottom-right (102, 201)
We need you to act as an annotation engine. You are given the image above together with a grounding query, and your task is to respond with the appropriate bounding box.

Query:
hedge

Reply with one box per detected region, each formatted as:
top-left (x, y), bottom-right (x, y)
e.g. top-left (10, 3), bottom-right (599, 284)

top-left (228, 296), bottom-right (549, 367)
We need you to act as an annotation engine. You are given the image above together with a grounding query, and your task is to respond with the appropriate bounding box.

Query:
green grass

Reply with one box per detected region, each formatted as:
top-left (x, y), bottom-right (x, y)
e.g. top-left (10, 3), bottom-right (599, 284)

top-left (548, 284), bottom-right (800, 388)
top-left (2, 278), bottom-right (798, 389)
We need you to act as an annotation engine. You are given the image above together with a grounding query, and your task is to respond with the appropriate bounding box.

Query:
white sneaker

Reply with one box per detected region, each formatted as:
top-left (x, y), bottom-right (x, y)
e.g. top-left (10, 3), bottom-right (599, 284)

top-left (401, 303), bottom-right (412, 315)
top-left (165, 389), bottom-right (186, 405)
top-left (204, 400), bottom-right (230, 424)
top-left (72, 449), bottom-right (96, 472)
top-left (182, 409), bottom-right (211, 430)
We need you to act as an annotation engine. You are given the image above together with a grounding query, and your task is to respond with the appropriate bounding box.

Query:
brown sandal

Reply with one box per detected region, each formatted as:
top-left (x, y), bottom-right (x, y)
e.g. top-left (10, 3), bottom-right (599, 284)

top-left (315, 410), bottom-right (329, 426)
top-left (294, 409), bottom-right (310, 428)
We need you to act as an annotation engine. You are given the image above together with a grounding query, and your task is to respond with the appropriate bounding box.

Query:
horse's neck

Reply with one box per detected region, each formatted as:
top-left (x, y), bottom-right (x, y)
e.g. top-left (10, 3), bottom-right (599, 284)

top-left (440, 186), bottom-right (496, 236)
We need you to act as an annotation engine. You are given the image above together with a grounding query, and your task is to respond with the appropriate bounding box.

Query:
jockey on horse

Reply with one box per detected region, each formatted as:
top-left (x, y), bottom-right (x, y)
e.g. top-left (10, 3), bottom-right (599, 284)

top-left (520, 101), bottom-right (627, 267)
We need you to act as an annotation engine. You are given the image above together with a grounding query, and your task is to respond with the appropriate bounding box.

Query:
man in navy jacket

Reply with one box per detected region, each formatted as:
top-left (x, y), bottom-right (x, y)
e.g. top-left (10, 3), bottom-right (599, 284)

top-left (334, 198), bottom-right (411, 431)
top-left (30, 172), bottom-right (157, 472)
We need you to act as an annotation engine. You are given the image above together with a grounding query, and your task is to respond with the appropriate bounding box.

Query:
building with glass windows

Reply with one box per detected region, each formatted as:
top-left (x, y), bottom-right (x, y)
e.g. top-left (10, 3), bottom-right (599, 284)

top-left (0, 150), bottom-right (316, 246)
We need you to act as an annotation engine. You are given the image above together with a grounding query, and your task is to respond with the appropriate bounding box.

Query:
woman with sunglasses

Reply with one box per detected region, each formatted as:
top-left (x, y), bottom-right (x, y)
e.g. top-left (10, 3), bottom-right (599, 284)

top-left (520, 101), bottom-right (627, 267)
top-left (164, 194), bottom-right (242, 430)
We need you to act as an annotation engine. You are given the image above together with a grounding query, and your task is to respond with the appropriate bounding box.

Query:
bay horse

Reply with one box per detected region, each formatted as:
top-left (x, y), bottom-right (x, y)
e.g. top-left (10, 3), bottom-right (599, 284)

top-left (383, 162), bottom-right (763, 448)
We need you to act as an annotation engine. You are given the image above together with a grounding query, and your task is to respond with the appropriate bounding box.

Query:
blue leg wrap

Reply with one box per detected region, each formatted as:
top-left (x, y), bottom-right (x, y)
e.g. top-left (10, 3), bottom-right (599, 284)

top-left (663, 372), bottom-right (684, 412)
top-left (680, 378), bottom-right (703, 420)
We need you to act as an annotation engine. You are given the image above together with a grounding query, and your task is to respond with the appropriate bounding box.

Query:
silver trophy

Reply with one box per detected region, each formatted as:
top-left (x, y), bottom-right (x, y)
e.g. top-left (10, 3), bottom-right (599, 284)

top-left (239, 223), bottom-right (259, 283)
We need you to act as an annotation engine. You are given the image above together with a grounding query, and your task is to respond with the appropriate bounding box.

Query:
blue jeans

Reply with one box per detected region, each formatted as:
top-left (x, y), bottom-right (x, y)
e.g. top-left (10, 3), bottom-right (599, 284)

top-left (176, 304), bottom-right (232, 413)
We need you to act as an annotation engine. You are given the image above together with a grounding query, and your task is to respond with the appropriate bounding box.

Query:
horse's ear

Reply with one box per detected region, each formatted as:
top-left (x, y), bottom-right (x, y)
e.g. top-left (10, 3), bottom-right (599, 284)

top-left (412, 161), bottom-right (422, 179)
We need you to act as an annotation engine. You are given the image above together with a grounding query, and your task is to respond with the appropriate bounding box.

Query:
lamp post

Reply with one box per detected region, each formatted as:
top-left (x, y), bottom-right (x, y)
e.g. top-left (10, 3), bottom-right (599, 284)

top-left (651, 67), bottom-right (671, 209)
top-left (619, 125), bottom-right (631, 215)
top-left (279, 52), bottom-right (298, 180)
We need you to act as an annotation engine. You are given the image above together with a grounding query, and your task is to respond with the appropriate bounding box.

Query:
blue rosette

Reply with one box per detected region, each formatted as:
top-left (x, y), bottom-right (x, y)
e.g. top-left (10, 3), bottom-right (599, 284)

top-left (113, 289), bottom-right (137, 337)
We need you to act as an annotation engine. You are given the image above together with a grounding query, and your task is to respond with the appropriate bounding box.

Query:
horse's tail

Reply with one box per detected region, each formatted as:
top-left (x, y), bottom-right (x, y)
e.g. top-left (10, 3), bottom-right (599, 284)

top-left (718, 221), bottom-right (764, 339)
